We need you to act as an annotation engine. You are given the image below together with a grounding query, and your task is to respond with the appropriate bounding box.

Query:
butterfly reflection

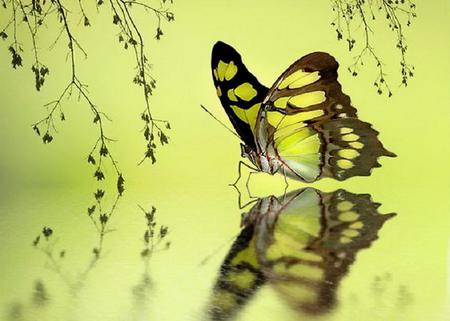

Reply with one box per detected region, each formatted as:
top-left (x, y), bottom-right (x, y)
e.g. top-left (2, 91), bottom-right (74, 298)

top-left (207, 188), bottom-right (395, 320)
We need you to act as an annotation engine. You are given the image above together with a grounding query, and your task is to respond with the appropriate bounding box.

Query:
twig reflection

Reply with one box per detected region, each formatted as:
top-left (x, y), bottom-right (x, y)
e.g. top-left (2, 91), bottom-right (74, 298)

top-left (130, 205), bottom-right (171, 321)
top-left (32, 191), bottom-right (121, 295)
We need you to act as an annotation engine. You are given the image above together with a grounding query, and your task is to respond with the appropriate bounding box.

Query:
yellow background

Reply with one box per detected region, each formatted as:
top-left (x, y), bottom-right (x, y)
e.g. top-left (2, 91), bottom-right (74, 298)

top-left (0, 1), bottom-right (449, 320)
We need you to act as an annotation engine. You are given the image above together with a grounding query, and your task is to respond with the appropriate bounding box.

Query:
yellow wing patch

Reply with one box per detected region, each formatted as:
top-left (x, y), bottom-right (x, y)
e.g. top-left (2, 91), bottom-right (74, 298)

top-left (338, 211), bottom-right (358, 222)
top-left (217, 60), bottom-right (228, 81)
top-left (273, 263), bottom-right (324, 280)
top-left (267, 110), bottom-right (324, 128)
top-left (342, 133), bottom-right (360, 142)
top-left (230, 236), bottom-right (259, 266)
top-left (216, 60), bottom-right (238, 81)
top-left (225, 82), bottom-right (258, 103)
top-left (276, 282), bottom-right (318, 303)
top-left (349, 141), bottom-right (364, 149)
top-left (234, 82), bottom-right (258, 101)
top-left (350, 221), bottom-right (364, 229)
top-left (278, 70), bottom-right (321, 90)
top-left (276, 128), bottom-right (319, 155)
top-left (273, 128), bottom-right (322, 182)
top-left (289, 91), bottom-right (326, 108)
top-left (227, 89), bottom-right (238, 102)
top-left (337, 159), bottom-right (354, 169)
top-left (230, 103), bottom-right (261, 131)
top-left (268, 249), bottom-right (322, 263)
top-left (339, 127), bottom-right (354, 135)
top-left (342, 229), bottom-right (360, 237)
top-left (225, 61), bottom-right (238, 80)
top-left (338, 149), bottom-right (360, 159)
top-left (227, 270), bottom-right (257, 289)
top-left (337, 201), bottom-right (353, 211)
top-left (273, 91), bottom-right (326, 109)
top-left (274, 97), bottom-right (290, 108)
top-left (340, 236), bottom-right (352, 244)
top-left (273, 123), bottom-right (307, 143)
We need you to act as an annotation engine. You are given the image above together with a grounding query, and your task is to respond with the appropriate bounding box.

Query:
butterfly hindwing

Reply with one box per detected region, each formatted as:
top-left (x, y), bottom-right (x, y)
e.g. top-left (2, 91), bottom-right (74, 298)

top-left (317, 118), bottom-right (396, 180)
top-left (212, 42), bottom-right (268, 150)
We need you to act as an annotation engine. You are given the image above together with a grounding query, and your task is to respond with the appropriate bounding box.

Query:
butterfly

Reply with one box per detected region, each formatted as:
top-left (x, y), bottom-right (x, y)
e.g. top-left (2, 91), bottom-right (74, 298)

top-left (211, 41), bottom-right (396, 183)
top-left (207, 188), bottom-right (395, 320)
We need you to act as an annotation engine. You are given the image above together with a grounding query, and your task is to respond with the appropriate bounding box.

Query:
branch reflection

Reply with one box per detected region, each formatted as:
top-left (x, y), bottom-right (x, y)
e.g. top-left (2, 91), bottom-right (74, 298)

top-left (130, 205), bottom-right (171, 321)
top-left (4, 192), bottom-right (171, 321)
top-left (32, 190), bottom-right (121, 296)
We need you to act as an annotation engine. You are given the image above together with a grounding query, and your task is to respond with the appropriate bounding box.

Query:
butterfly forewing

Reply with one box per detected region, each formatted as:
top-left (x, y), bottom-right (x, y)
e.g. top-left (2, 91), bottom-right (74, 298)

top-left (207, 223), bottom-right (265, 321)
top-left (257, 52), bottom-right (395, 182)
top-left (264, 52), bottom-right (357, 119)
top-left (211, 42), bottom-right (268, 150)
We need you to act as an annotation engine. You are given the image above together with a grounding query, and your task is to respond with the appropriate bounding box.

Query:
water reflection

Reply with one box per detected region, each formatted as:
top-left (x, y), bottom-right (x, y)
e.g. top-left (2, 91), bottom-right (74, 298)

top-left (31, 191), bottom-right (122, 296)
top-left (207, 187), bottom-right (395, 320)
top-left (5, 282), bottom-right (51, 321)
top-left (6, 302), bottom-right (24, 321)
top-left (31, 280), bottom-right (49, 307)
top-left (4, 191), bottom-right (170, 321)
top-left (130, 206), bottom-right (171, 321)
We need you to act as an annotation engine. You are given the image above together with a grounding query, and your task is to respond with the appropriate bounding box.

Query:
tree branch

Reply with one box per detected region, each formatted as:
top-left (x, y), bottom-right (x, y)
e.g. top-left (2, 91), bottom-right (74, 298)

top-left (1, 0), bottom-right (176, 190)
top-left (330, 0), bottom-right (416, 96)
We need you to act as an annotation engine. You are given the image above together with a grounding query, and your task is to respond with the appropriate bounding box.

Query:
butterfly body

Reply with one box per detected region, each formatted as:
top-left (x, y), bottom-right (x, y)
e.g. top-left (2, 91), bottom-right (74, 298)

top-left (211, 41), bottom-right (395, 182)
top-left (242, 145), bottom-right (280, 175)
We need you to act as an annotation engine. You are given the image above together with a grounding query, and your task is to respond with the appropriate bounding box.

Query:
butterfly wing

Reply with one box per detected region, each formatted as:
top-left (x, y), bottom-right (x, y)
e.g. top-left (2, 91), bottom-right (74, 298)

top-left (207, 188), bottom-right (394, 318)
top-left (207, 222), bottom-right (265, 321)
top-left (256, 52), bottom-right (395, 182)
top-left (211, 41), bottom-right (268, 150)
top-left (255, 188), bottom-right (395, 314)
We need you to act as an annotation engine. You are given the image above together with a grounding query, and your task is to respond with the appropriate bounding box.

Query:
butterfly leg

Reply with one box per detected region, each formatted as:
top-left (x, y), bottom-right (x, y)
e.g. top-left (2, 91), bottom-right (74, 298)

top-left (230, 184), bottom-right (259, 210)
top-left (282, 167), bottom-right (290, 200)
top-left (229, 160), bottom-right (259, 187)
top-left (246, 171), bottom-right (259, 199)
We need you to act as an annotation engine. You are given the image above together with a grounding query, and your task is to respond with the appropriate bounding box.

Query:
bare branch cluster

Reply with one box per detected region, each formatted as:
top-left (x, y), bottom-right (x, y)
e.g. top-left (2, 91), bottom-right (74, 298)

top-left (109, 0), bottom-right (174, 165)
top-left (0, 0), bottom-right (175, 191)
top-left (330, 0), bottom-right (416, 96)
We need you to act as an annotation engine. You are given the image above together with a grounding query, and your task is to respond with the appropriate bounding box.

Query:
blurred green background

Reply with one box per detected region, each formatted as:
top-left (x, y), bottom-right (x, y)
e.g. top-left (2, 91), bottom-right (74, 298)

top-left (0, 1), bottom-right (449, 320)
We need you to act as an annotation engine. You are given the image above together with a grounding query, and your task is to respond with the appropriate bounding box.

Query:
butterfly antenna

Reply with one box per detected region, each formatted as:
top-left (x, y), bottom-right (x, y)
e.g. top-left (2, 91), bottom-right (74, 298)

top-left (200, 105), bottom-right (241, 140)
top-left (198, 233), bottom-right (239, 267)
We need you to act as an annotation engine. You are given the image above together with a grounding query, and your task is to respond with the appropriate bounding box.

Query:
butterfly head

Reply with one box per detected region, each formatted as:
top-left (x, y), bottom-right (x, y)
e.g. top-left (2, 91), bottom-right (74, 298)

top-left (240, 143), bottom-right (258, 164)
